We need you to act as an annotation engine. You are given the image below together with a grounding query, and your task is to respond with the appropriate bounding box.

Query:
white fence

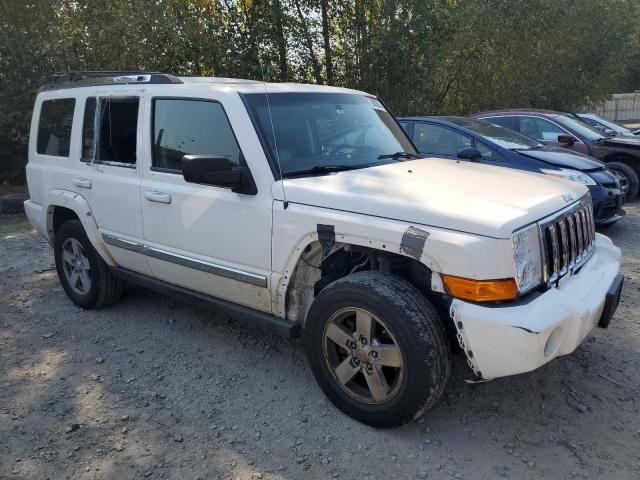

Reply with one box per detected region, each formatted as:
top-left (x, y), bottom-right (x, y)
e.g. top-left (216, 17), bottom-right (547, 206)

top-left (593, 92), bottom-right (640, 122)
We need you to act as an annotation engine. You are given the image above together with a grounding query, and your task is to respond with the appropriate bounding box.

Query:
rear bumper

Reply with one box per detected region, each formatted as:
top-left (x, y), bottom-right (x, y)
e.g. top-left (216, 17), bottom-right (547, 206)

top-left (451, 234), bottom-right (621, 380)
top-left (24, 200), bottom-right (49, 242)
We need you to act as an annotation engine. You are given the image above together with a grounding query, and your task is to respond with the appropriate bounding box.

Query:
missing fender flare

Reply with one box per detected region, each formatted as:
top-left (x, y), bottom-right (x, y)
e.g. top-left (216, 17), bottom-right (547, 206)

top-left (400, 226), bottom-right (429, 260)
top-left (317, 224), bottom-right (335, 259)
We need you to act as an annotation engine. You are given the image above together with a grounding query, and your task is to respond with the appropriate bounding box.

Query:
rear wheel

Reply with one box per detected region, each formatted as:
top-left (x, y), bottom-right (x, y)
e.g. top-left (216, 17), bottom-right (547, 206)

top-left (54, 220), bottom-right (124, 309)
top-left (305, 271), bottom-right (451, 428)
top-left (607, 161), bottom-right (639, 201)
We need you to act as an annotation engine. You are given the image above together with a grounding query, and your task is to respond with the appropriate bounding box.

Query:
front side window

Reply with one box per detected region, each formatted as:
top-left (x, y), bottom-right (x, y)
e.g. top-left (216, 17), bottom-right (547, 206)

top-left (152, 99), bottom-right (242, 171)
top-left (243, 92), bottom-right (415, 176)
top-left (82, 97), bottom-right (139, 164)
top-left (413, 123), bottom-right (471, 156)
top-left (555, 115), bottom-right (605, 142)
top-left (519, 117), bottom-right (564, 142)
top-left (446, 118), bottom-right (541, 150)
top-left (484, 115), bottom-right (516, 130)
top-left (37, 98), bottom-right (75, 156)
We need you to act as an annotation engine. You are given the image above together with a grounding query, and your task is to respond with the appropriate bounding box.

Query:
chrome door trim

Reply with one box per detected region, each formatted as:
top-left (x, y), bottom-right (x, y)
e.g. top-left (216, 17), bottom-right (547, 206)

top-left (102, 234), bottom-right (267, 288)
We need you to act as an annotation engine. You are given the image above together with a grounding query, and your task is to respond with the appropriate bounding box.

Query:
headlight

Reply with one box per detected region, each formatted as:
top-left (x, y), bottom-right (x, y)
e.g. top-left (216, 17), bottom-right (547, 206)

top-left (512, 224), bottom-right (543, 294)
top-left (541, 168), bottom-right (597, 185)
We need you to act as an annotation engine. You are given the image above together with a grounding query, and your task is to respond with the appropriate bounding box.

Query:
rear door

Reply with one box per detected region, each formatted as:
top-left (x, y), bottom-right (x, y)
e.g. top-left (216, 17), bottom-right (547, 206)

top-left (80, 91), bottom-right (150, 275)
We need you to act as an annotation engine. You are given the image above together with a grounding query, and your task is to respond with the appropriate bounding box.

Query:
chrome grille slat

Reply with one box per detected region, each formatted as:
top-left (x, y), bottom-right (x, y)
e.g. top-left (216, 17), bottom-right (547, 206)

top-left (539, 197), bottom-right (595, 286)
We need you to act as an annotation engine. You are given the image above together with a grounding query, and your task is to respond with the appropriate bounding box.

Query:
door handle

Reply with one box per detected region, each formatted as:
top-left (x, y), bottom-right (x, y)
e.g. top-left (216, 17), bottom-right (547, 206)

top-left (144, 191), bottom-right (172, 204)
top-left (72, 178), bottom-right (92, 189)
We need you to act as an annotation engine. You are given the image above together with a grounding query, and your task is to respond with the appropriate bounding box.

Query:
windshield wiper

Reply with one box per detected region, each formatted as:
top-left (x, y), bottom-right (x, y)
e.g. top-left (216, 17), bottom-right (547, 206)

top-left (377, 151), bottom-right (421, 160)
top-left (284, 164), bottom-right (368, 177)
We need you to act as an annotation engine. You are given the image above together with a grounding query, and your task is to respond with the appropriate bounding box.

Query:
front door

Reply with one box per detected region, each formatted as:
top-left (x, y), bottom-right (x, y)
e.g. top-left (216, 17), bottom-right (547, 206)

top-left (139, 95), bottom-right (272, 312)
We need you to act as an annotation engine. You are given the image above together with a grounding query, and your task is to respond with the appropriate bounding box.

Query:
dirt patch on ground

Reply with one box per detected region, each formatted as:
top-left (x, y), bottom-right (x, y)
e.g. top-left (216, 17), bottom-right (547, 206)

top-left (1, 205), bottom-right (639, 480)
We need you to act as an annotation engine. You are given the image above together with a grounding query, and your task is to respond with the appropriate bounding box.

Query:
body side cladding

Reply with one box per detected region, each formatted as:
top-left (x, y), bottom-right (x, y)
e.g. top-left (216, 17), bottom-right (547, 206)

top-left (43, 189), bottom-right (117, 266)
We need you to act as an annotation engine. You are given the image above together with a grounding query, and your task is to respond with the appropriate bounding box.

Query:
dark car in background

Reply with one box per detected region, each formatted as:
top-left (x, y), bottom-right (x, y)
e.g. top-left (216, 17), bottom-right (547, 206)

top-left (469, 109), bottom-right (640, 200)
top-left (398, 116), bottom-right (626, 226)
top-left (576, 112), bottom-right (640, 137)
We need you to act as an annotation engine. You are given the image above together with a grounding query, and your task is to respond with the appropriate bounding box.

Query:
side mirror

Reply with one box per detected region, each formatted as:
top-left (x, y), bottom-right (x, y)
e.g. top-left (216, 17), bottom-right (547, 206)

top-left (557, 134), bottom-right (575, 146)
top-left (181, 155), bottom-right (257, 195)
top-left (457, 147), bottom-right (482, 162)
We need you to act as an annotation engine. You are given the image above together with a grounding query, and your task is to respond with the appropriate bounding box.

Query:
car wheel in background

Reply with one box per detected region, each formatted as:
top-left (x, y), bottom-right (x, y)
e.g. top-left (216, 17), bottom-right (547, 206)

top-left (607, 161), bottom-right (639, 201)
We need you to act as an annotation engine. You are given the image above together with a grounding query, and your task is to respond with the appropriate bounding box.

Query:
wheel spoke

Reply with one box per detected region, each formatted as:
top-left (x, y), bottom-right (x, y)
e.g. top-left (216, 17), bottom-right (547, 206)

top-left (68, 270), bottom-right (80, 289)
top-left (62, 249), bottom-right (75, 266)
top-left (334, 357), bottom-right (359, 386)
top-left (71, 240), bottom-right (80, 257)
top-left (78, 271), bottom-right (91, 292)
top-left (365, 367), bottom-right (390, 402)
top-left (325, 323), bottom-right (354, 349)
top-left (355, 310), bottom-right (374, 344)
top-left (79, 255), bottom-right (90, 270)
top-left (373, 344), bottom-right (402, 368)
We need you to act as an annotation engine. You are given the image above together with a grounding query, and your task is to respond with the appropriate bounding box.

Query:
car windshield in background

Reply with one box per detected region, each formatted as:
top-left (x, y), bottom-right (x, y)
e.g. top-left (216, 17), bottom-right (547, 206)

top-left (586, 114), bottom-right (633, 134)
top-left (555, 114), bottom-right (606, 142)
top-left (243, 92), bottom-right (416, 176)
top-left (444, 117), bottom-right (541, 150)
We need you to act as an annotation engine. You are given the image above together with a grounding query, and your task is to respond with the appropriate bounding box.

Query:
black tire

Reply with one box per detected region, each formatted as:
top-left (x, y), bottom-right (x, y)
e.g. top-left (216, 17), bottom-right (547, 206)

top-left (607, 161), bottom-right (639, 201)
top-left (305, 271), bottom-right (451, 428)
top-left (54, 219), bottom-right (124, 309)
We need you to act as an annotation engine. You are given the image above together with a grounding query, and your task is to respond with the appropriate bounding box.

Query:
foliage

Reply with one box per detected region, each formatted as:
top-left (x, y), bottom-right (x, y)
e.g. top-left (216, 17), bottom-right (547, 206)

top-left (1, 0), bottom-right (639, 183)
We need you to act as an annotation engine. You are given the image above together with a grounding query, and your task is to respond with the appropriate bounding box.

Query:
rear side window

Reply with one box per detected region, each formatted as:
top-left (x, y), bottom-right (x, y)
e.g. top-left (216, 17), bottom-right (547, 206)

top-left (37, 98), bottom-right (75, 156)
top-left (82, 97), bottom-right (139, 164)
top-left (152, 98), bottom-right (242, 171)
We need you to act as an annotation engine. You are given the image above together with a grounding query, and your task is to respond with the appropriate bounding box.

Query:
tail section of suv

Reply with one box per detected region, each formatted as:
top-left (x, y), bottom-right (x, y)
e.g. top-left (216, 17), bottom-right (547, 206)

top-left (25, 72), bottom-right (623, 427)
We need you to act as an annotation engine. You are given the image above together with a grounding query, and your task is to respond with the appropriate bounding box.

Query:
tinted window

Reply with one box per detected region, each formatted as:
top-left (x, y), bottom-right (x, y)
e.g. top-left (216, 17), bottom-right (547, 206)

top-left (413, 123), bottom-right (471, 156)
top-left (152, 99), bottom-right (241, 171)
top-left (37, 99), bottom-right (75, 156)
top-left (81, 98), bottom-right (96, 161)
top-left (446, 118), bottom-right (541, 149)
top-left (484, 115), bottom-right (516, 130)
top-left (519, 117), bottom-right (564, 142)
top-left (243, 93), bottom-right (415, 176)
top-left (97, 98), bottom-right (139, 164)
top-left (555, 115), bottom-right (605, 142)
top-left (475, 142), bottom-right (505, 162)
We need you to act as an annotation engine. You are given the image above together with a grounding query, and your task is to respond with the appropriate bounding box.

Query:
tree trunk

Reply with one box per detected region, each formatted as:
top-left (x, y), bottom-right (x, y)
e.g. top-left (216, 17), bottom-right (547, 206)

top-left (272, 0), bottom-right (288, 81)
top-left (320, 0), bottom-right (333, 85)
top-left (293, 0), bottom-right (323, 83)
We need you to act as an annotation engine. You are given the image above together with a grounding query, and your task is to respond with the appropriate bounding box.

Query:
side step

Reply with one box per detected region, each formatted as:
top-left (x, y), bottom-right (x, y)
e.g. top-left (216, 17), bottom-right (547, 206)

top-left (112, 267), bottom-right (301, 338)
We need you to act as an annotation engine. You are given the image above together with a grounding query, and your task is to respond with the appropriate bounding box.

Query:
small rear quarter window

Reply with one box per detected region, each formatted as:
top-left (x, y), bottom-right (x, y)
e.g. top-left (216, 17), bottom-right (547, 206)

top-left (37, 98), bottom-right (76, 157)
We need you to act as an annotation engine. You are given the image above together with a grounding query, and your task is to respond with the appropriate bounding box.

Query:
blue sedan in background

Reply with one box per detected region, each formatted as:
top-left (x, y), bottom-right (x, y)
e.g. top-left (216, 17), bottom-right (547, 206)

top-left (398, 116), bottom-right (626, 227)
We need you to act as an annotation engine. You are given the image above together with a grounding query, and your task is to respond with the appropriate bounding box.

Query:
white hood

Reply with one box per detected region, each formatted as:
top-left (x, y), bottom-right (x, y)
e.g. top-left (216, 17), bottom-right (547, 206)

top-left (280, 157), bottom-right (588, 238)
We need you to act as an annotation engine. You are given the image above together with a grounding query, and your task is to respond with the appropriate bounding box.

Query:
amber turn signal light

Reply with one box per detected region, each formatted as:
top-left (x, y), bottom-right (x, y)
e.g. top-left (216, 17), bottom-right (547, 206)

top-left (442, 275), bottom-right (518, 302)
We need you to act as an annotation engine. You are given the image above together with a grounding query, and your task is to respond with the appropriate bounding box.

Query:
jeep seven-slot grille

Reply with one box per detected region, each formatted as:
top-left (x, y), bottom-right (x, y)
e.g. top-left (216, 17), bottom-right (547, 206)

top-left (540, 199), bottom-right (595, 285)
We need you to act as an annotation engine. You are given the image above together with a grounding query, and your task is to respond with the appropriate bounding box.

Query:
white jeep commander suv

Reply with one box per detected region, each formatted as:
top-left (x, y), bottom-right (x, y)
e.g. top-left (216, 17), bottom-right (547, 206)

top-left (25, 72), bottom-right (623, 427)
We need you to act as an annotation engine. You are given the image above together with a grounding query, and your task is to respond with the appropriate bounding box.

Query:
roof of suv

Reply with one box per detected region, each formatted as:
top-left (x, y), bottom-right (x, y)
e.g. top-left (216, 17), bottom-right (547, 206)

top-left (39, 71), bottom-right (363, 96)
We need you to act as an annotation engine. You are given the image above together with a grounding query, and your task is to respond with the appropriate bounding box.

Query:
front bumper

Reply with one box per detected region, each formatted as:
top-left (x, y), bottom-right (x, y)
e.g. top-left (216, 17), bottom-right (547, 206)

top-left (589, 185), bottom-right (625, 226)
top-left (451, 234), bottom-right (621, 380)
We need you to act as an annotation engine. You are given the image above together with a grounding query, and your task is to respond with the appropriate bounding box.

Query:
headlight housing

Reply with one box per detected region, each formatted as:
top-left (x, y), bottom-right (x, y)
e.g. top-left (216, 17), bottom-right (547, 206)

top-left (541, 168), bottom-right (597, 186)
top-left (512, 224), bottom-right (543, 294)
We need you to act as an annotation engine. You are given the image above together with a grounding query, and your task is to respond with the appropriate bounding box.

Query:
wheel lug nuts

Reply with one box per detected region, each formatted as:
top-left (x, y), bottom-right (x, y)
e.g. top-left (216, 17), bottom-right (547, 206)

top-left (370, 351), bottom-right (378, 359)
top-left (360, 337), bottom-right (368, 346)
top-left (366, 363), bottom-right (373, 370)
top-left (349, 341), bottom-right (357, 350)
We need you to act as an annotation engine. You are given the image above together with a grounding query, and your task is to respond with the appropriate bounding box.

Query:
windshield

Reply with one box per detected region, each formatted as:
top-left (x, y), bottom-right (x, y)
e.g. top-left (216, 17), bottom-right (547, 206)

top-left (555, 114), bottom-right (605, 142)
top-left (444, 117), bottom-right (542, 149)
top-left (584, 113), bottom-right (632, 133)
top-left (243, 92), bottom-right (416, 176)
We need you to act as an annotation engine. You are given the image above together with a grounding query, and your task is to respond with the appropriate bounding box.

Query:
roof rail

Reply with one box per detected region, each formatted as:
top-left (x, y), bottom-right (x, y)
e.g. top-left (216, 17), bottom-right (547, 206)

top-left (40, 71), bottom-right (183, 91)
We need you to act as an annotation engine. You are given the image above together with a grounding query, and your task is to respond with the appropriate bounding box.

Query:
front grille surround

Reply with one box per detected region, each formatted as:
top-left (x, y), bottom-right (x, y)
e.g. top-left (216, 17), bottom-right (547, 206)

top-left (538, 196), bottom-right (595, 286)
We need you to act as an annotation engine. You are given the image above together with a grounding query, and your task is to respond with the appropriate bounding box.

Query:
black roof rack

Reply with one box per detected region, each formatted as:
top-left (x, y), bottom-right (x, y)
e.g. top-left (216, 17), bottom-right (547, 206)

top-left (40, 71), bottom-right (183, 91)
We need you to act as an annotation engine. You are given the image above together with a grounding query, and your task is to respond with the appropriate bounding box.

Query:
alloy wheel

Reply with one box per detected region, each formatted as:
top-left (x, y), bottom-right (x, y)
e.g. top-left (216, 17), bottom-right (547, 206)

top-left (61, 237), bottom-right (92, 295)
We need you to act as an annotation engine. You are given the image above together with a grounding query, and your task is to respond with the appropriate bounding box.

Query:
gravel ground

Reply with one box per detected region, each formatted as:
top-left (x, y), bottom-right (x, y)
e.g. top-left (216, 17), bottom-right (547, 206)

top-left (1, 204), bottom-right (639, 480)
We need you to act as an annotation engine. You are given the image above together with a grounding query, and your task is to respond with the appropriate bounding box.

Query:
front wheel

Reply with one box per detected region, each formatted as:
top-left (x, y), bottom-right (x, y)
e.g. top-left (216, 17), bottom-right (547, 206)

top-left (607, 161), bottom-right (639, 201)
top-left (305, 271), bottom-right (451, 428)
